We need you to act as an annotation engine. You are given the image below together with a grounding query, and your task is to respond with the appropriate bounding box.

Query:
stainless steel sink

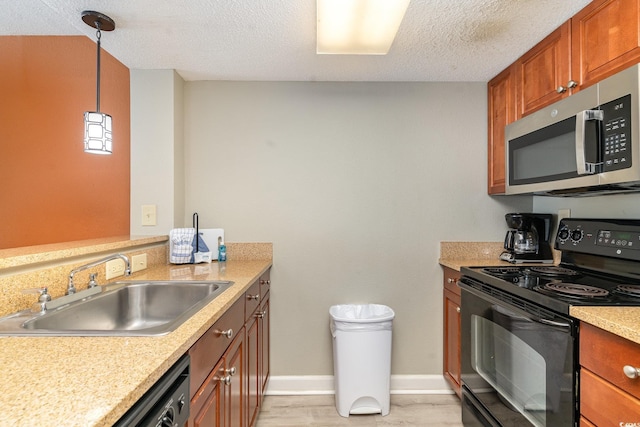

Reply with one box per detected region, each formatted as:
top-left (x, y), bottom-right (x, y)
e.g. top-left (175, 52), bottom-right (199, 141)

top-left (0, 280), bottom-right (233, 336)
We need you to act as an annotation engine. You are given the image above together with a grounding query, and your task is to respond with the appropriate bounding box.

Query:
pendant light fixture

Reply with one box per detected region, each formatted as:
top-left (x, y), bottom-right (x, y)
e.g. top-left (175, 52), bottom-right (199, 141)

top-left (82, 10), bottom-right (115, 155)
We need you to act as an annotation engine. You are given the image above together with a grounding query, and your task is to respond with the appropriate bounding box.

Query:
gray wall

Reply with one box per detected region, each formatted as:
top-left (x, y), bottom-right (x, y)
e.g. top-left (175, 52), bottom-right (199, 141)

top-left (130, 70), bottom-right (185, 235)
top-left (534, 194), bottom-right (640, 219)
top-left (181, 81), bottom-right (531, 376)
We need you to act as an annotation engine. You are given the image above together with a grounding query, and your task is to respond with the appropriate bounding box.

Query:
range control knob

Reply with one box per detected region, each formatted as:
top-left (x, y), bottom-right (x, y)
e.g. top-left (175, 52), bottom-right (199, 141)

top-left (571, 229), bottom-right (584, 243)
top-left (557, 227), bottom-right (570, 242)
top-left (160, 407), bottom-right (175, 427)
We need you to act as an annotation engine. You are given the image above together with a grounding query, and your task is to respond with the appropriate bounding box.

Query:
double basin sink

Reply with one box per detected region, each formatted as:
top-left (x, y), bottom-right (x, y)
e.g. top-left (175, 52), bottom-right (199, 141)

top-left (0, 280), bottom-right (233, 336)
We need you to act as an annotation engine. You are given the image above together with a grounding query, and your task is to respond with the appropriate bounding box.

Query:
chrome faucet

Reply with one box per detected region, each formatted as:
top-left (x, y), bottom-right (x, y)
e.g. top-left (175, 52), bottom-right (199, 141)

top-left (67, 254), bottom-right (131, 295)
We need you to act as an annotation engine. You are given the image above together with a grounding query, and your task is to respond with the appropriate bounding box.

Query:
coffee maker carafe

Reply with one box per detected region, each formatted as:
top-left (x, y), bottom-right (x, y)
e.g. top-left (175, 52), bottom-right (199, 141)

top-left (500, 213), bottom-right (554, 263)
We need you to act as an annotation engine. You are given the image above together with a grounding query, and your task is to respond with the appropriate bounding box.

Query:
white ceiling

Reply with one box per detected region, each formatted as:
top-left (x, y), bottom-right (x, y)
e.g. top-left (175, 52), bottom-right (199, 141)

top-left (2, 0), bottom-right (592, 82)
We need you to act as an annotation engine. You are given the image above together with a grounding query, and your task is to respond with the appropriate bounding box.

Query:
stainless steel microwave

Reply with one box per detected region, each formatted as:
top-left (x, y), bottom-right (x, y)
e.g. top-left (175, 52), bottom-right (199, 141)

top-left (505, 64), bottom-right (640, 196)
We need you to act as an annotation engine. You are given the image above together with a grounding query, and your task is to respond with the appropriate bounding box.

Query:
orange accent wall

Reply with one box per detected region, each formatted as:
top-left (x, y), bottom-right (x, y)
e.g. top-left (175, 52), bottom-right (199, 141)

top-left (0, 36), bottom-right (130, 249)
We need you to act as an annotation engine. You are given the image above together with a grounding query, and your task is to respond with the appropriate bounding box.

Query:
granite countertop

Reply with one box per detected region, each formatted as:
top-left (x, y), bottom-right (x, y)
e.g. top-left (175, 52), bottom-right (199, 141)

top-left (438, 241), bottom-right (522, 271)
top-left (571, 306), bottom-right (640, 345)
top-left (1, 259), bottom-right (272, 427)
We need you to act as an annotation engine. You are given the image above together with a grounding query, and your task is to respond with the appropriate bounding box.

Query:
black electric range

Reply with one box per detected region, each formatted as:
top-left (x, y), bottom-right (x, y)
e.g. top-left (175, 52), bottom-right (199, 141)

top-left (461, 218), bottom-right (640, 316)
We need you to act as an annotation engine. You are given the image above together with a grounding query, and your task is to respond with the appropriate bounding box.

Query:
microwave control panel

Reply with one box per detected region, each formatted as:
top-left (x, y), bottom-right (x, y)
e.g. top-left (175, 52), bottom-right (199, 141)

top-left (601, 94), bottom-right (631, 171)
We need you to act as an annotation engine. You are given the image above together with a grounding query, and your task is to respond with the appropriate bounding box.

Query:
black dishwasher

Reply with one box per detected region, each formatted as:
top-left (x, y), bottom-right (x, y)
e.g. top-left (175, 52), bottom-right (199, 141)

top-left (114, 354), bottom-right (190, 427)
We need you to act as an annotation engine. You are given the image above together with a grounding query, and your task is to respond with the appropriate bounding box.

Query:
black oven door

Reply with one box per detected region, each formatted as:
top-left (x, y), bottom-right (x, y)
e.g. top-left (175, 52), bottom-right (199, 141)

top-left (459, 279), bottom-right (577, 427)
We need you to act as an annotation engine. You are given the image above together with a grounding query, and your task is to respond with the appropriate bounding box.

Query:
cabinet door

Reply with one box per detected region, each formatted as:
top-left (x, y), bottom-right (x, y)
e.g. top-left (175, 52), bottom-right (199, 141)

top-left (487, 65), bottom-right (515, 195)
top-left (442, 268), bottom-right (461, 397)
top-left (516, 22), bottom-right (572, 118)
top-left (260, 294), bottom-right (270, 396)
top-left (572, 0), bottom-right (640, 89)
top-left (225, 329), bottom-right (245, 427)
top-left (190, 358), bottom-right (226, 427)
top-left (246, 315), bottom-right (260, 427)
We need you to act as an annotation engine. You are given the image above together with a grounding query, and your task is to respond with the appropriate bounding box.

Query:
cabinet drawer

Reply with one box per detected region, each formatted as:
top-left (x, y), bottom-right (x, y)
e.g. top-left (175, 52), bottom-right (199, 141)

top-left (443, 267), bottom-right (461, 296)
top-left (580, 323), bottom-right (640, 399)
top-left (189, 297), bottom-right (244, 397)
top-left (245, 280), bottom-right (261, 321)
top-left (581, 368), bottom-right (640, 425)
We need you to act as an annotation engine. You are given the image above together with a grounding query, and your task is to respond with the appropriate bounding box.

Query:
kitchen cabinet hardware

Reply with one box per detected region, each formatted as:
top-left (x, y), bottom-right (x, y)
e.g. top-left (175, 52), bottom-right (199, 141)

top-left (556, 80), bottom-right (579, 93)
top-left (224, 366), bottom-right (236, 376)
top-left (247, 293), bottom-right (260, 300)
top-left (260, 279), bottom-right (271, 285)
top-left (447, 277), bottom-right (457, 284)
top-left (220, 375), bottom-right (232, 386)
top-left (623, 365), bottom-right (640, 379)
top-left (255, 310), bottom-right (265, 319)
top-left (215, 328), bottom-right (233, 339)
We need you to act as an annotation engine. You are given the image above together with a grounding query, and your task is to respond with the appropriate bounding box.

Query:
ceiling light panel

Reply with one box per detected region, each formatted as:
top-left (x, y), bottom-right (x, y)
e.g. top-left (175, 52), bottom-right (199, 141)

top-left (317, 0), bottom-right (410, 55)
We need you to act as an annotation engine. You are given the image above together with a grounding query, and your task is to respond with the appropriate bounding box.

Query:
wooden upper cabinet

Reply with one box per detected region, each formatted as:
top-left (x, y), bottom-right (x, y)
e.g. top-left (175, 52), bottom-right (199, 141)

top-left (516, 22), bottom-right (572, 118)
top-left (487, 0), bottom-right (640, 195)
top-left (487, 65), bottom-right (515, 194)
top-left (572, 0), bottom-right (640, 89)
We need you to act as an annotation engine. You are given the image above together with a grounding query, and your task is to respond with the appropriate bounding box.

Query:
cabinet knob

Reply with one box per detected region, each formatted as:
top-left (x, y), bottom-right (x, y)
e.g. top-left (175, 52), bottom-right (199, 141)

top-left (225, 366), bottom-right (237, 376)
top-left (215, 328), bottom-right (233, 339)
top-left (456, 307), bottom-right (461, 313)
top-left (447, 278), bottom-right (458, 284)
top-left (255, 310), bottom-right (266, 319)
top-left (220, 375), bottom-right (232, 385)
top-left (623, 365), bottom-right (640, 379)
top-left (247, 294), bottom-right (260, 301)
top-left (557, 80), bottom-right (578, 94)
top-left (260, 279), bottom-right (271, 285)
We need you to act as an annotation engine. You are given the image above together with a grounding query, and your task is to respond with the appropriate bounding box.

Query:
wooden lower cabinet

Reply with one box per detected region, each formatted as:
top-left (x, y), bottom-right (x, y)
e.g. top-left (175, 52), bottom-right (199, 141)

top-left (442, 267), bottom-right (461, 397)
top-left (190, 330), bottom-right (244, 427)
top-left (188, 268), bottom-right (271, 427)
top-left (580, 323), bottom-right (640, 425)
top-left (190, 357), bottom-right (226, 427)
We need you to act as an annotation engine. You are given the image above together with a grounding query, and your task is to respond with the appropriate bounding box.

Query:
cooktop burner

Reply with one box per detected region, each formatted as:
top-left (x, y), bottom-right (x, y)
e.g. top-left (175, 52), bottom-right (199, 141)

top-left (536, 282), bottom-right (610, 299)
top-left (613, 284), bottom-right (640, 299)
top-left (482, 267), bottom-right (521, 278)
top-left (527, 266), bottom-right (581, 277)
top-left (463, 219), bottom-right (640, 314)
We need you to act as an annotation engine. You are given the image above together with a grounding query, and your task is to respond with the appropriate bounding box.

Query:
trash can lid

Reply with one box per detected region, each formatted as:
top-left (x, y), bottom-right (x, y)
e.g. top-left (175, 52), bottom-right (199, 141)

top-left (329, 304), bottom-right (395, 323)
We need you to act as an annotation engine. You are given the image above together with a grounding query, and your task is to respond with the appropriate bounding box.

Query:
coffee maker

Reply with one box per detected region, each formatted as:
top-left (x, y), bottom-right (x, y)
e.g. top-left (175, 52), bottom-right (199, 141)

top-left (499, 213), bottom-right (554, 263)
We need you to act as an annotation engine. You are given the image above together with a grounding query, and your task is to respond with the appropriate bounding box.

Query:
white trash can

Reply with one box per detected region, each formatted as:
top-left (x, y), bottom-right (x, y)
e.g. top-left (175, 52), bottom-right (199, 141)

top-left (329, 304), bottom-right (395, 417)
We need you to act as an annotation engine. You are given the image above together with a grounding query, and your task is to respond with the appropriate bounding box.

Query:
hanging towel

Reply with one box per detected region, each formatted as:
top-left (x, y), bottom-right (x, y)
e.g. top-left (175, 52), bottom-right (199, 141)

top-left (170, 228), bottom-right (196, 264)
top-left (191, 232), bottom-right (211, 263)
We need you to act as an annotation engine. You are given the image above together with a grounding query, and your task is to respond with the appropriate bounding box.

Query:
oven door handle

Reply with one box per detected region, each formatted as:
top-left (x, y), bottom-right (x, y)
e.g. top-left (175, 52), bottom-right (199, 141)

top-left (531, 315), bottom-right (571, 330)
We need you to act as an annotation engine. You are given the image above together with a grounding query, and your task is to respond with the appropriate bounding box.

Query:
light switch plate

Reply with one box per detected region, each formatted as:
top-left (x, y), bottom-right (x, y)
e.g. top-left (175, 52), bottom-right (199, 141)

top-left (131, 253), bottom-right (148, 273)
top-left (142, 205), bottom-right (157, 226)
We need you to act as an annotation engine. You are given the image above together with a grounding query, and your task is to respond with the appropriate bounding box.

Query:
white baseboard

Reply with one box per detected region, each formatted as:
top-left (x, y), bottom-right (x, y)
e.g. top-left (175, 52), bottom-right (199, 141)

top-left (265, 375), bottom-right (455, 396)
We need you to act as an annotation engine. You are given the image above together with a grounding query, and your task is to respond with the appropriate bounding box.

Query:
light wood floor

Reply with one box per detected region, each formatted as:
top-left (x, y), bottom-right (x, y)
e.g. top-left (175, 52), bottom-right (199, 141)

top-left (255, 394), bottom-right (464, 426)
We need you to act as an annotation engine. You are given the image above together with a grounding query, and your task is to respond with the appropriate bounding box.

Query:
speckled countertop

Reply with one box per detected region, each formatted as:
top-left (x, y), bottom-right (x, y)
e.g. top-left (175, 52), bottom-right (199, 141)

top-left (0, 259), bottom-right (271, 427)
top-left (438, 241), bottom-right (520, 271)
top-left (571, 306), bottom-right (640, 345)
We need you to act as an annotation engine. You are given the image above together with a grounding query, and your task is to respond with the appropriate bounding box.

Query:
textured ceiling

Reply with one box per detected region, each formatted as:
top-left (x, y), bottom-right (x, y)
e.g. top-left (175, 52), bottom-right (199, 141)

top-left (2, 0), bottom-right (592, 82)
